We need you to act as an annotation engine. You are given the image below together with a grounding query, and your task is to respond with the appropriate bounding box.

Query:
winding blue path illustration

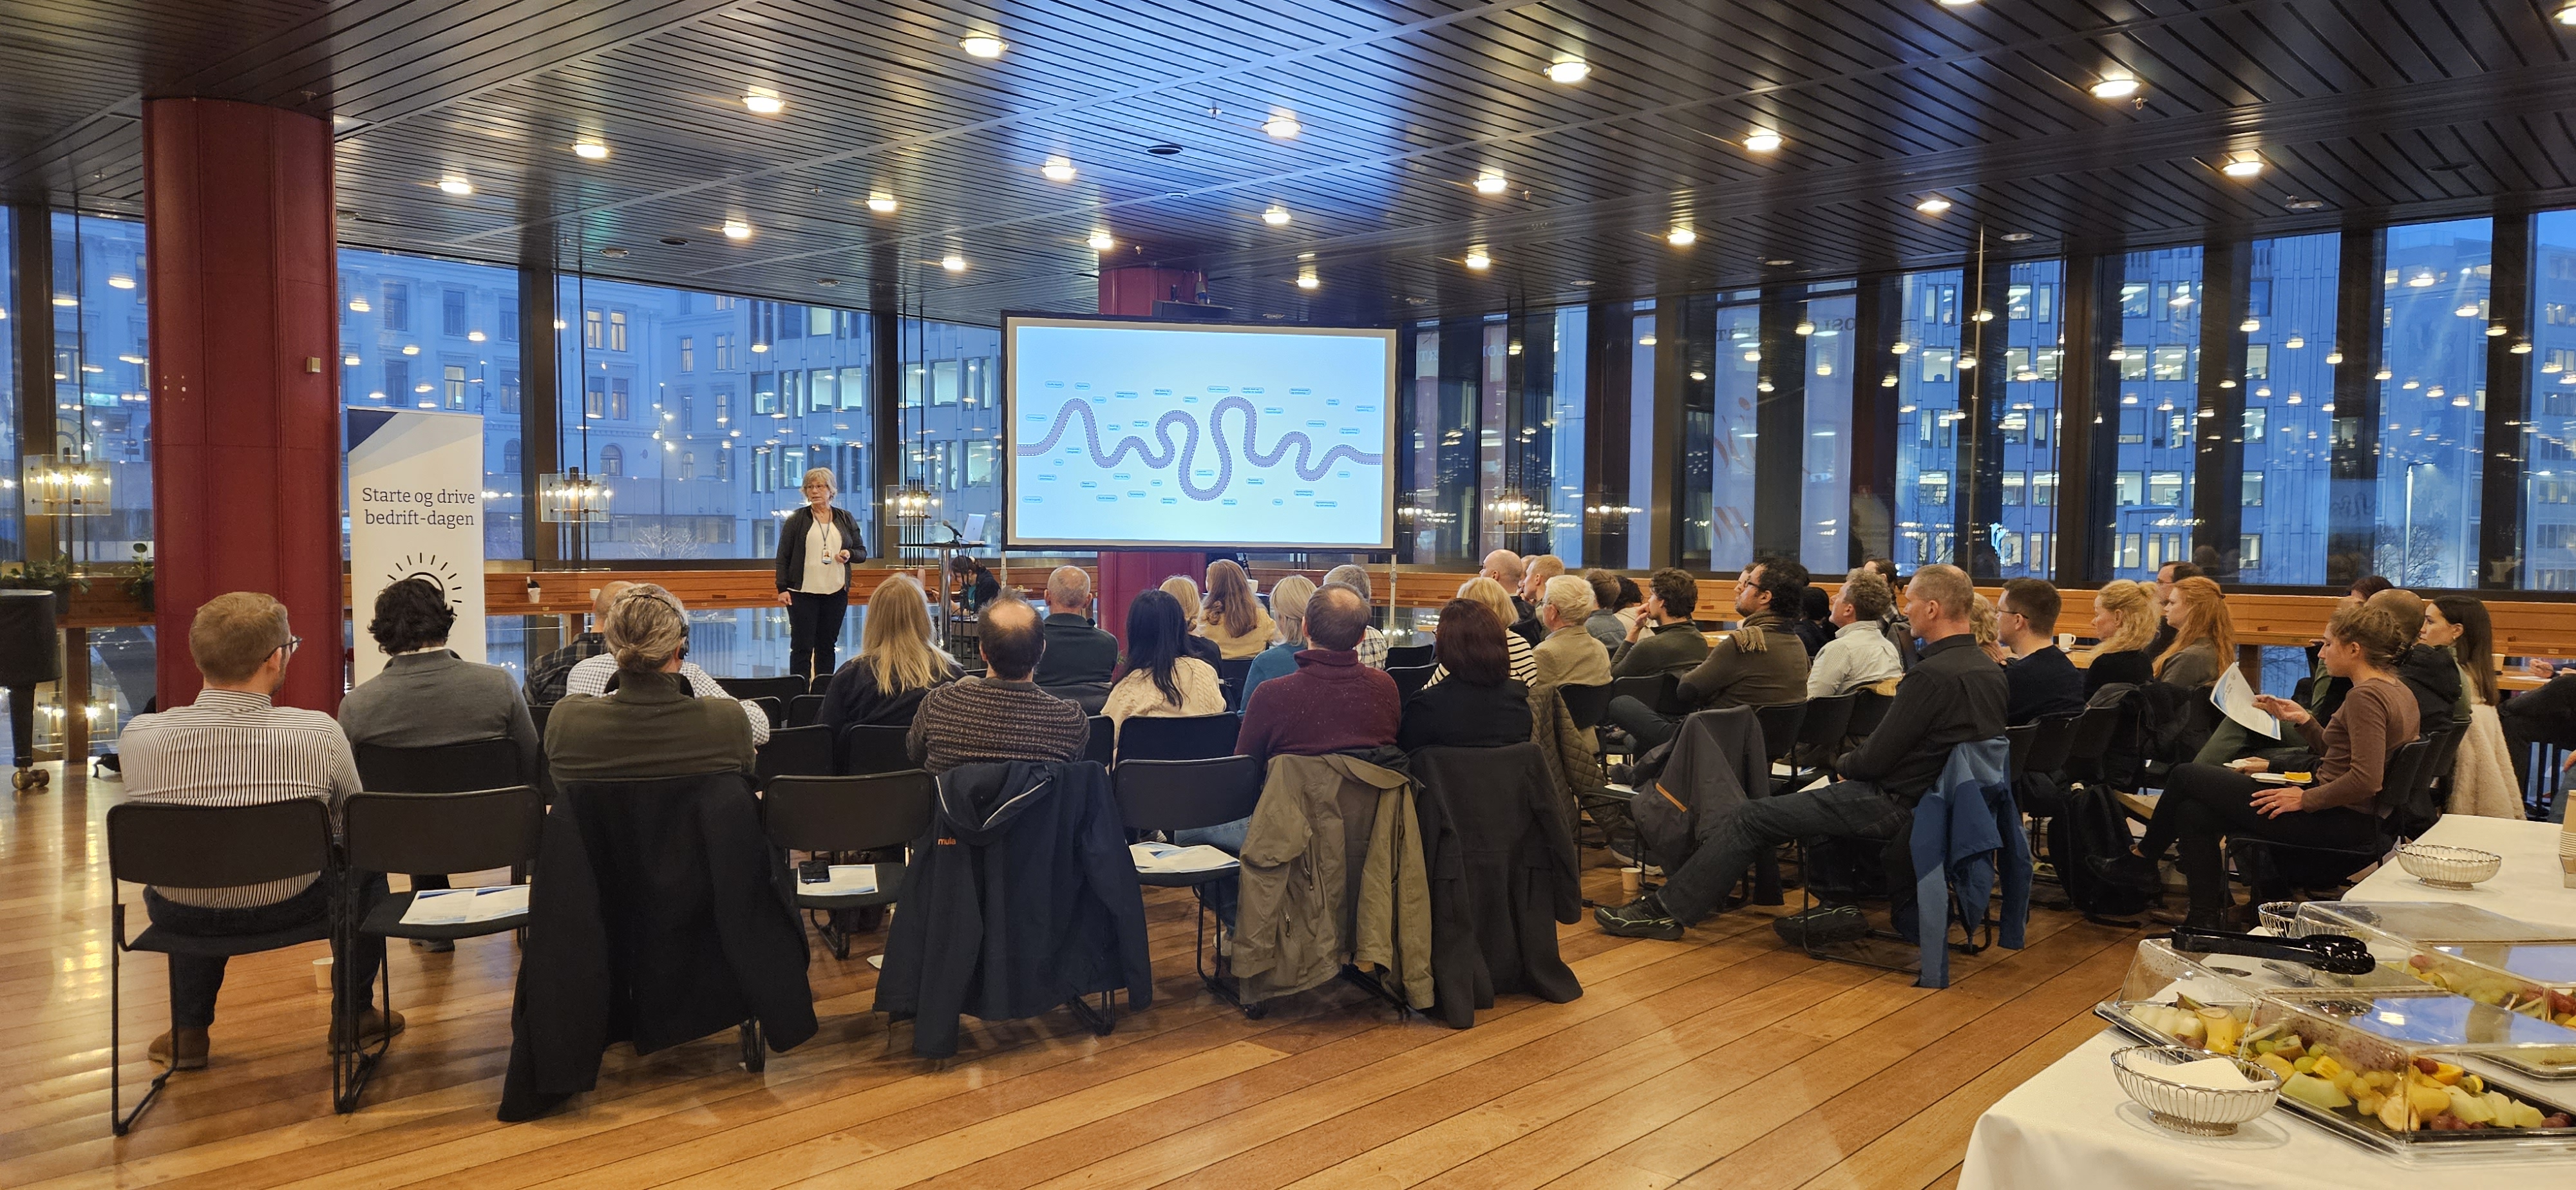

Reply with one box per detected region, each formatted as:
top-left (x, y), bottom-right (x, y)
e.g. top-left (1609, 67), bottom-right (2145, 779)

top-left (1016, 394), bottom-right (1381, 502)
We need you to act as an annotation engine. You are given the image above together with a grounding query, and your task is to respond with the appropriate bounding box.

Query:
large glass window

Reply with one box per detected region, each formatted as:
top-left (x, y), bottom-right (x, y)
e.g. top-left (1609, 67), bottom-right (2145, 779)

top-left (1681, 295), bottom-right (1759, 571)
top-left (2377, 218), bottom-right (2490, 589)
top-left (341, 249), bottom-right (525, 558)
top-left (556, 279), bottom-right (873, 560)
top-left (1993, 261), bottom-right (2063, 578)
top-left (2527, 211), bottom-right (2576, 590)
top-left (1894, 269), bottom-right (1965, 570)
top-left (1800, 287), bottom-right (1856, 574)
top-left (2105, 247), bottom-right (2202, 580)
top-left (892, 317), bottom-right (996, 552)
top-left (49, 212), bottom-right (151, 565)
top-left (1542, 306), bottom-right (1589, 562)
top-left (2239, 232), bottom-right (2338, 584)
top-left (0, 209), bottom-right (16, 561)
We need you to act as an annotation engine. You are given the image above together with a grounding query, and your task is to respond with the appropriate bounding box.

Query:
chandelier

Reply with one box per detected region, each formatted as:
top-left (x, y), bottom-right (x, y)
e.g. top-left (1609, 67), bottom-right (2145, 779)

top-left (538, 468), bottom-right (611, 524)
top-left (20, 457), bottom-right (109, 516)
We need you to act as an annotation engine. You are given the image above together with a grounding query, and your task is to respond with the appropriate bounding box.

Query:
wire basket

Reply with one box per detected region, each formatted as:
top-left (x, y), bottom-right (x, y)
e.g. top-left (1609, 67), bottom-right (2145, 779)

top-left (2110, 1044), bottom-right (2282, 1136)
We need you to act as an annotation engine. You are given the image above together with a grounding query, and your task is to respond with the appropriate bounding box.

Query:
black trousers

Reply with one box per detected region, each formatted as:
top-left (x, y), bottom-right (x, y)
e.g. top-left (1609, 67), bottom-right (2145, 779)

top-left (787, 590), bottom-right (849, 688)
top-left (2135, 763), bottom-right (2380, 914)
top-left (2500, 677), bottom-right (2576, 793)
top-left (6, 684), bottom-right (30, 768)
top-left (1606, 695), bottom-right (1681, 753)
top-left (144, 874), bottom-right (388, 1028)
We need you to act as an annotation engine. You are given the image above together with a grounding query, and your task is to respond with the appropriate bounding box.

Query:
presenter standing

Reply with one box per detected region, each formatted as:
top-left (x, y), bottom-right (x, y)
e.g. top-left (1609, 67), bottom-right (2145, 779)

top-left (775, 468), bottom-right (866, 688)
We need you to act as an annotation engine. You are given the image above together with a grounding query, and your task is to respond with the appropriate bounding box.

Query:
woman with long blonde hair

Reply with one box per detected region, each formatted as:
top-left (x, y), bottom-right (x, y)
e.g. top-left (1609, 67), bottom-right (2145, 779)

top-left (1157, 574), bottom-right (1223, 666)
top-left (1431, 576), bottom-right (1536, 686)
top-left (819, 574), bottom-right (960, 733)
top-left (2080, 579), bottom-right (2161, 696)
top-left (1240, 573), bottom-right (1316, 706)
top-left (2154, 576), bottom-right (2233, 688)
top-left (1199, 559), bottom-right (1276, 660)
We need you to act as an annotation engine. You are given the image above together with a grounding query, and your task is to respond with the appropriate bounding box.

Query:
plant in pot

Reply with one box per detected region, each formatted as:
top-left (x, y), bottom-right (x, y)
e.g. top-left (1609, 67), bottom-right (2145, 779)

top-left (1, 551), bottom-right (87, 612)
top-left (120, 542), bottom-right (153, 613)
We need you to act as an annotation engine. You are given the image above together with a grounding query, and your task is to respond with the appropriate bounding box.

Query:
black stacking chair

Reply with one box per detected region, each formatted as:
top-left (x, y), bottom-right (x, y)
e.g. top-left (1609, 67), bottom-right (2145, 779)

top-left (787, 694), bottom-right (828, 728)
top-left (762, 772), bottom-right (934, 960)
top-left (2025, 712), bottom-right (2081, 778)
top-left (352, 737), bottom-right (525, 890)
top-left (107, 799), bottom-right (336, 1134)
top-left (2005, 723), bottom-right (2040, 782)
top-left (1217, 657), bottom-right (1256, 712)
top-left (1387, 663), bottom-right (1437, 700)
top-left (1115, 713), bottom-right (1241, 764)
top-left (1752, 702), bottom-right (1806, 787)
top-left (1383, 642), bottom-right (1435, 670)
top-left (1084, 714), bottom-right (1116, 770)
top-left (339, 785), bottom-right (544, 1111)
top-left (1845, 688), bottom-right (1895, 741)
top-left (529, 703), bottom-right (551, 739)
top-left (717, 675), bottom-right (810, 712)
top-left (840, 724), bottom-right (914, 776)
top-left (1557, 682), bottom-right (1614, 732)
top-left (1042, 681), bottom-right (1113, 715)
top-left (755, 724), bottom-right (835, 785)
top-left (1783, 692), bottom-right (1853, 791)
top-left (1607, 672), bottom-right (1683, 715)
top-left (1113, 757), bottom-right (1264, 1012)
top-left (749, 696), bottom-right (786, 730)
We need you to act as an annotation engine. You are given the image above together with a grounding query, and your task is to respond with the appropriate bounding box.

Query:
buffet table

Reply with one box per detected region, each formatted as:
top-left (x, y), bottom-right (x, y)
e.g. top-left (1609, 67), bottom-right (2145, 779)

top-left (1962, 815), bottom-right (2576, 1189)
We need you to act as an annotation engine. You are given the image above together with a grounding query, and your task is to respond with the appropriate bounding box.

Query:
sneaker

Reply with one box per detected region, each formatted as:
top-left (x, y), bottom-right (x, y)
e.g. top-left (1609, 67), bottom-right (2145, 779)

top-left (1772, 904), bottom-right (1869, 947)
top-left (411, 938), bottom-right (454, 954)
top-left (2087, 851), bottom-right (2164, 892)
top-left (1594, 894), bottom-right (1684, 941)
top-left (147, 1027), bottom-right (209, 1070)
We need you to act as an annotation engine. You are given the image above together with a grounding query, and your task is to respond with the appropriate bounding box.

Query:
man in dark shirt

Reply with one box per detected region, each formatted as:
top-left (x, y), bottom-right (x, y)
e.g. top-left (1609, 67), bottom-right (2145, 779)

top-left (1031, 565), bottom-right (1118, 687)
top-left (1998, 578), bottom-right (2085, 724)
top-left (524, 581), bottom-right (627, 706)
top-left (1235, 583), bottom-right (1401, 771)
top-left (1597, 564), bottom-right (2007, 938)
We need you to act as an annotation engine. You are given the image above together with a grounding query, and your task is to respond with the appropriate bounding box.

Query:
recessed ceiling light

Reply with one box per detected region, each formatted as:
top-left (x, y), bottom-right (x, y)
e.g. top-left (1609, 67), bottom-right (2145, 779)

top-left (2559, 3), bottom-right (2576, 26)
top-left (2240, 317), bottom-right (2260, 332)
top-left (2286, 198), bottom-right (2325, 211)
top-left (1464, 249), bottom-right (1492, 270)
top-left (573, 141), bottom-right (610, 160)
top-left (1744, 129), bottom-right (1783, 153)
top-left (468, 330), bottom-right (488, 342)
top-left (1263, 113), bottom-right (1302, 138)
top-left (1765, 258), bottom-right (1794, 267)
top-left (2001, 231), bottom-right (2035, 243)
top-left (941, 254), bottom-right (967, 272)
top-left (437, 176), bottom-right (473, 196)
top-left (599, 247), bottom-right (628, 260)
top-left (1546, 58), bottom-right (1589, 84)
top-left (2221, 151), bottom-right (2265, 177)
top-left (2285, 335), bottom-right (2305, 348)
top-left (1262, 205), bottom-right (1291, 226)
top-left (2090, 77), bottom-right (2140, 100)
top-left (722, 220), bottom-right (752, 240)
top-left (1146, 143), bottom-right (1183, 156)
top-left (1938, 0), bottom-right (1979, 6)
top-left (960, 34), bottom-right (1006, 59)
top-left (1891, 341), bottom-right (1911, 354)
top-left (1296, 272), bottom-right (1319, 290)
top-left (1087, 231), bottom-right (1115, 250)
top-left (2513, 341), bottom-right (2535, 354)
top-left (2488, 323), bottom-right (2510, 337)
top-left (816, 278), bottom-right (839, 287)
top-left (742, 90), bottom-right (784, 115)
top-left (1794, 320), bottom-right (1815, 336)
top-left (1041, 158), bottom-right (1077, 182)
top-left (107, 276), bottom-right (135, 290)
top-left (1474, 172), bottom-right (1507, 194)
top-left (1667, 227), bottom-right (1696, 247)
top-left (2325, 351), bottom-right (2344, 364)
top-left (866, 193), bottom-right (898, 214)
top-left (1915, 195), bottom-right (1951, 214)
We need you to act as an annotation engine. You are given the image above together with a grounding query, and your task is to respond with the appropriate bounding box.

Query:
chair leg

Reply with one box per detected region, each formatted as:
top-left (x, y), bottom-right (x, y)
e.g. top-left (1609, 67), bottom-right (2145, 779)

top-left (1190, 885), bottom-right (1255, 1017)
top-left (109, 903), bottom-right (173, 1136)
top-left (741, 1019), bottom-right (766, 1073)
top-left (334, 932), bottom-right (393, 1114)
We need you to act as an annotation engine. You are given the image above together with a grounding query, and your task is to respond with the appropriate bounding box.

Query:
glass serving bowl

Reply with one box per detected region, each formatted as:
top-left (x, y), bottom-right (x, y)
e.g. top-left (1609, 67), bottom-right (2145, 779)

top-left (2394, 844), bottom-right (2505, 891)
top-left (2110, 1044), bottom-right (2284, 1136)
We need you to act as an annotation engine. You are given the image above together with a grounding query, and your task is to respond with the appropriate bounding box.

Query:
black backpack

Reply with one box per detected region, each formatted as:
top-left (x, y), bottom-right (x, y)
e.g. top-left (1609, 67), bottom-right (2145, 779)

top-left (2045, 785), bottom-right (2152, 923)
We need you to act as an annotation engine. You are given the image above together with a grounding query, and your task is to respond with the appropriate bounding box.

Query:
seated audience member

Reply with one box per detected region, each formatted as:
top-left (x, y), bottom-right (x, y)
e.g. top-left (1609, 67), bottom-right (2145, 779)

top-left (1399, 598), bottom-right (1533, 750)
top-left (2080, 579), bottom-right (2160, 695)
top-left (1241, 574), bottom-right (1316, 706)
top-left (1432, 576), bottom-right (1538, 686)
top-left (2503, 654), bottom-right (2576, 807)
top-left (525, 580), bottom-right (627, 705)
top-left (1531, 574), bottom-right (1616, 692)
top-left (2147, 560), bottom-right (2204, 659)
top-left (1790, 585), bottom-right (1836, 658)
top-left (1198, 560), bottom-right (1278, 661)
top-left (2426, 594), bottom-right (2521, 817)
top-left (1032, 565), bottom-right (1117, 687)
top-left (1970, 594), bottom-right (2009, 665)
top-left (1235, 583), bottom-right (1402, 771)
top-left (1604, 557), bottom-right (1809, 753)
top-left (562, 590), bottom-right (770, 744)
top-left (906, 596), bottom-right (1090, 775)
top-left (1583, 569), bottom-right (1632, 654)
top-left (1157, 575), bottom-right (1226, 668)
top-left (1104, 589), bottom-right (1227, 737)
top-left (1808, 567), bottom-right (1905, 698)
top-left (1613, 576), bottom-right (1647, 638)
top-left (1870, 558), bottom-right (1918, 669)
top-left (547, 585), bottom-right (759, 781)
top-left (819, 575), bottom-right (960, 734)
top-left (339, 577), bottom-right (543, 950)
top-left (1613, 567), bottom-right (1711, 679)
top-left (2367, 589), bottom-right (2465, 738)
top-left (122, 592), bottom-right (393, 1069)
top-left (1323, 563), bottom-right (1392, 668)
top-left (2092, 603), bottom-right (2419, 928)
top-left (952, 557), bottom-right (1003, 614)
top-left (1481, 549), bottom-right (1539, 640)
top-left (1996, 578), bottom-right (2085, 724)
top-left (1596, 565), bottom-right (2005, 939)
top-left (1516, 554), bottom-right (1568, 648)
top-left (2153, 575), bottom-right (2231, 689)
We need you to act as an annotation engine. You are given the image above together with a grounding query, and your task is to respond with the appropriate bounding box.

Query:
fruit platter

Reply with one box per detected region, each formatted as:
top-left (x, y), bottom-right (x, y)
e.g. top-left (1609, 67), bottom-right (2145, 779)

top-left (2236, 989), bottom-right (2576, 1155)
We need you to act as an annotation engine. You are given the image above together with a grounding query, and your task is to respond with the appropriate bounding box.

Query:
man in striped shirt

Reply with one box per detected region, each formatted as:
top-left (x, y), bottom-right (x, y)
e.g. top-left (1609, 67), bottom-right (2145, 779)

top-left (907, 595), bottom-right (1088, 775)
top-left (120, 592), bottom-right (395, 1070)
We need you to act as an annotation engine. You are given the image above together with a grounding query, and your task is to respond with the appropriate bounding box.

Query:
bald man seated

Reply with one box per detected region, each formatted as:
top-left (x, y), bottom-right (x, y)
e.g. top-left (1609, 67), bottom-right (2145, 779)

top-left (1033, 565), bottom-right (1118, 686)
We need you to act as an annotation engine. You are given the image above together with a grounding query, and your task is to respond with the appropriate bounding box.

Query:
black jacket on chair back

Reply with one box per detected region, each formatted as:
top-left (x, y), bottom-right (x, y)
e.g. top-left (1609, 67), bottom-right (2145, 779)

top-left (1409, 742), bottom-right (1582, 1028)
top-left (873, 759), bottom-right (1151, 1059)
top-left (498, 771), bottom-right (817, 1121)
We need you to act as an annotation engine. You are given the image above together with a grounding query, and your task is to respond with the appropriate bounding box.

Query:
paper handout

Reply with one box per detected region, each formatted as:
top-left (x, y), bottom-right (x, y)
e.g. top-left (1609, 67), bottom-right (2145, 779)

top-left (1129, 842), bottom-right (1241, 874)
top-left (2212, 663), bottom-right (2282, 739)
top-left (399, 884), bottom-right (531, 927)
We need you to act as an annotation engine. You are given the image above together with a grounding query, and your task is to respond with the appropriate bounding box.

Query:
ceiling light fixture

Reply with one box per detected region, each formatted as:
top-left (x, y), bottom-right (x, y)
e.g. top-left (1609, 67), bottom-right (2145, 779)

top-left (742, 90), bottom-right (784, 115)
top-left (960, 34), bottom-right (1006, 59)
top-left (941, 254), bottom-right (967, 272)
top-left (2559, 3), bottom-right (2576, 26)
top-left (1464, 249), bottom-right (1492, 270)
top-left (1296, 272), bottom-right (1319, 290)
top-left (573, 141), bottom-right (609, 160)
top-left (1263, 113), bottom-right (1302, 138)
top-left (2408, 270), bottom-right (2437, 287)
top-left (1086, 231), bottom-right (1115, 250)
top-left (1262, 205), bottom-right (1291, 226)
top-left (107, 276), bottom-right (135, 290)
top-left (2221, 151), bottom-right (2265, 178)
top-left (2286, 198), bottom-right (2325, 211)
top-left (1744, 129), bottom-right (1783, 153)
top-left (2286, 335), bottom-right (2306, 349)
top-left (1794, 320), bottom-right (1815, 336)
top-left (2325, 351), bottom-right (2344, 364)
top-left (1765, 258), bottom-right (1794, 267)
top-left (1891, 342), bottom-right (1911, 355)
top-left (2514, 341), bottom-right (2535, 354)
top-left (1546, 58), bottom-right (1589, 84)
top-left (722, 220), bottom-right (752, 240)
top-left (2090, 76), bottom-right (2141, 100)
top-left (866, 194), bottom-right (898, 214)
top-left (1474, 171), bottom-right (1508, 194)
top-left (2001, 232), bottom-right (2034, 243)
top-left (1041, 158), bottom-right (1077, 182)
top-left (1915, 195), bottom-right (1952, 214)
top-left (1667, 227), bottom-right (1696, 247)
top-left (2488, 323), bottom-right (2510, 337)
top-left (2240, 317), bottom-right (2260, 333)
top-left (437, 176), bottom-right (473, 196)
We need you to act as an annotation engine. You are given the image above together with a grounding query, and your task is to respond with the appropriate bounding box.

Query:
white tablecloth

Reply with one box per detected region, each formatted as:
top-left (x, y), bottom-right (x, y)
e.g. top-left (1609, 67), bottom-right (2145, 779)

top-left (2345, 815), bottom-right (2576, 931)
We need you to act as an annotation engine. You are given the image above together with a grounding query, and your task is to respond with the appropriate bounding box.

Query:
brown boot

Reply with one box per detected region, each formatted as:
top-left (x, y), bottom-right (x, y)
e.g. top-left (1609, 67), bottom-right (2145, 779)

top-left (147, 1027), bottom-right (209, 1070)
top-left (328, 1008), bottom-right (406, 1055)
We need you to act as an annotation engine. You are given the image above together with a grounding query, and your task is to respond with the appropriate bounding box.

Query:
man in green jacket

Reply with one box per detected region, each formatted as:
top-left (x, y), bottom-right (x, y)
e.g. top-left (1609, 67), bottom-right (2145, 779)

top-left (1613, 567), bottom-right (1710, 679)
top-left (1606, 557), bottom-right (1812, 752)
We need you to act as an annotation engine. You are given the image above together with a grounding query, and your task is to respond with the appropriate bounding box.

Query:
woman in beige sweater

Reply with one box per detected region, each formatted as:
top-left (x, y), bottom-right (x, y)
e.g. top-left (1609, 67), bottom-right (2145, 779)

top-left (1198, 560), bottom-right (1277, 661)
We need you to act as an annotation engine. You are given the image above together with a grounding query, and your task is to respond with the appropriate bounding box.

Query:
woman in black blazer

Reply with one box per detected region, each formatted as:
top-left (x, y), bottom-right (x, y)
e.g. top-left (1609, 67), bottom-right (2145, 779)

top-left (775, 467), bottom-right (867, 687)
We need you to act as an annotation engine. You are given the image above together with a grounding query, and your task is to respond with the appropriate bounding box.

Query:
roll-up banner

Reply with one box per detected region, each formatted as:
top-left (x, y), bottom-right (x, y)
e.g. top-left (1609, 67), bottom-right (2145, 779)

top-left (347, 409), bottom-right (486, 685)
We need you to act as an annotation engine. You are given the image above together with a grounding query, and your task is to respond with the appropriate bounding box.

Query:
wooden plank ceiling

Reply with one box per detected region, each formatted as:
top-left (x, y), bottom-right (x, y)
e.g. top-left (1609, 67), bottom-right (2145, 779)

top-left (2, 0), bottom-right (2573, 325)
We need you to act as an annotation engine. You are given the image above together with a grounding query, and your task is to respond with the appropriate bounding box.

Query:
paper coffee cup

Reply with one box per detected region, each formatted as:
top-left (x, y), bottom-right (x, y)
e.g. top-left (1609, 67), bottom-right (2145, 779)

top-left (312, 956), bottom-right (333, 993)
top-left (1620, 867), bottom-right (1642, 896)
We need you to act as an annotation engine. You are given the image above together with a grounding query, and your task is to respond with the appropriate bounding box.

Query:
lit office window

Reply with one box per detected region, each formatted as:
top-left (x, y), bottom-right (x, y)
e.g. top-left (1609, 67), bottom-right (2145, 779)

top-left (893, 317), bottom-right (999, 551)
top-left (50, 212), bottom-right (154, 560)
top-left (2378, 218), bottom-right (2490, 589)
top-left (2528, 210), bottom-right (2576, 590)
top-left (1801, 287), bottom-right (1857, 575)
top-left (1992, 260), bottom-right (2063, 579)
top-left (0, 209), bottom-right (16, 561)
top-left (1682, 296), bottom-right (1759, 572)
top-left (1893, 268), bottom-right (1965, 572)
top-left (339, 248), bottom-right (524, 558)
top-left (2239, 231), bottom-right (2336, 584)
top-left (2107, 247), bottom-right (2202, 580)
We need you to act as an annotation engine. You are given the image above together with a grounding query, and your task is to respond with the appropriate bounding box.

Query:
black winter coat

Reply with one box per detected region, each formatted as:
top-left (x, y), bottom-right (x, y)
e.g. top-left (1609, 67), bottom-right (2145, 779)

top-left (874, 759), bottom-right (1151, 1058)
top-left (1410, 743), bottom-right (1583, 1028)
top-left (499, 771), bottom-right (817, 1121)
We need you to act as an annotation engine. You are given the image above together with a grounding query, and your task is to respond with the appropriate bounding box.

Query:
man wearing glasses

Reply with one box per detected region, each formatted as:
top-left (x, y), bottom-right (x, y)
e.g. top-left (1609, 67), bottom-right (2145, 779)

top-left (119, 592), bottom-right (396, 1072)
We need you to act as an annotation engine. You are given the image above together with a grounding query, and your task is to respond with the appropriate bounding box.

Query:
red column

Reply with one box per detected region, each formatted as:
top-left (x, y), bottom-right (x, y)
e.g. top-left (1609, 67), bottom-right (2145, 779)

top-left (1093, 267), bottom-right (1209, 644)
top-left (144, 99), bottom-right (344, 712)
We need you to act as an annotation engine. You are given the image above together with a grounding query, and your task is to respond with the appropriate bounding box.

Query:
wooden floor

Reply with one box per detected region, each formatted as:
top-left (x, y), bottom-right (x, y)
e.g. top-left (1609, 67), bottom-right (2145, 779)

top-left (1, 762), bottom-right (2145, 1189)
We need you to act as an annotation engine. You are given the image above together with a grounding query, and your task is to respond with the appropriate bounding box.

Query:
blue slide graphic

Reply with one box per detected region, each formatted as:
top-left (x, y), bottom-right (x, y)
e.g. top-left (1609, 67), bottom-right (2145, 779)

top-left (1014, 395), bottom-right (1382, 502)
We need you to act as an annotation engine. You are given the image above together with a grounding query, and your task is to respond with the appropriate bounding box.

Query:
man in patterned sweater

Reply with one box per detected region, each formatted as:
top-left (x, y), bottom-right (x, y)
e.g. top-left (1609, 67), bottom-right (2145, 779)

top-left (907, 594), bottom-right (1090, 775)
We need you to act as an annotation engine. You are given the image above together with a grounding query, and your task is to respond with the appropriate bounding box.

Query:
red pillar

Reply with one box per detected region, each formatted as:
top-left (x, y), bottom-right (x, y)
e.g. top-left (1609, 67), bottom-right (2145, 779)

top-left (1094, 266), bottom-right (1208, 645)
top-left (144, 99), bottom-right (344, 712)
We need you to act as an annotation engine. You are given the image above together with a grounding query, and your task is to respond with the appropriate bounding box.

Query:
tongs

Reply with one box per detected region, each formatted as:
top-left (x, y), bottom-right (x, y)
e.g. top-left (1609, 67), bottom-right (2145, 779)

top-left (2168, 926), bottom-right (2376, 976)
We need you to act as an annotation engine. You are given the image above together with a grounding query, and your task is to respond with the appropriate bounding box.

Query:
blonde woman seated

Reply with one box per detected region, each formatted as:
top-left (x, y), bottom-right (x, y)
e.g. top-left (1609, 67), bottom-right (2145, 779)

top-left (819, 574), bottom-right (960, 733)
top-left (1159, 574), bottom-right (1224, 668)
top-left (2154, 576), bottom-right (2233, 689)
top-left (1426, 576), bottom-right (1537, 687)
top-left (1240, 574), bottom-right (1315, 707)
top-left (546, 584), bottom-right (757, 780)
top-left (1103, 589), bottom-right (1226, 739)
top-left (1198, 559), bottom-right (1277, 661)
top-left (2079, 579), bottom-right (2160, 696)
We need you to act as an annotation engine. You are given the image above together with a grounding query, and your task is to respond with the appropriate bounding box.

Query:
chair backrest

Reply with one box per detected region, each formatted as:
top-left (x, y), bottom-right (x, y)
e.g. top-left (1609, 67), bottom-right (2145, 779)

top-left (1113, 756), bottom-right (1263, 833)
top-left (716, 675), bottom-right (809, 707)
top-left (2062, 703), bottom-right (2125, 764)
top-left (1557, 682), bottom-right (1614, 731)
top-left (756, 724), bottom-right (836, 782)
top-left (1115, 712), bottom-right (1242, 764)
top-left (345, 786), bottom-right (544, 876)
top-left (1846, 688), bottom-right (1894, 739)
top-left (1040, 681), bottom-right (1113, 715)
top-left (762, 772), bottom-right (936, 853)
top-left (1388, 664), bottom-right (1437, 700)
top-left (1752, 701), bottom-right (1807, 762)
top-left (2378, 739), bottom-right (2435, 829)
top-left (1607, 672), bottom-right (1681, 717)
top-left (1796, 692), bottom-right (1856, 748)
top-left (108, 798), bottom-right (333, 891)
top-left (2291, 674), bottom-right (2315, 708)
top-left (841, 723), bottom-right (914, 775)
top-left (1084, 713), bottom-right (1116, 770)
top-left (2024, 712), bottom-right (2082, 775)
top-left (2005, 723), bottom-right (2039, 780)
top-left (787, 694), bottom-right (827, 728)
top-left (352, 737), bottom-right (520, 794)
top-left (529, 702), bottom-right (551, 738)
top-left (1217, 656), bottom-right (1255, 693)
top-left (1384, 643), bottom-right (1435, 670)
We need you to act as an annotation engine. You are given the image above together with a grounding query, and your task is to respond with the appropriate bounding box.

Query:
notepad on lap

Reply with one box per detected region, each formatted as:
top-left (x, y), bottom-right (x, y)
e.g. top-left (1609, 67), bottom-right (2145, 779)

top-left (807, 865), bottom-right (881, 896)
top-left (1130, 842), bottom-right (1240, 874)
